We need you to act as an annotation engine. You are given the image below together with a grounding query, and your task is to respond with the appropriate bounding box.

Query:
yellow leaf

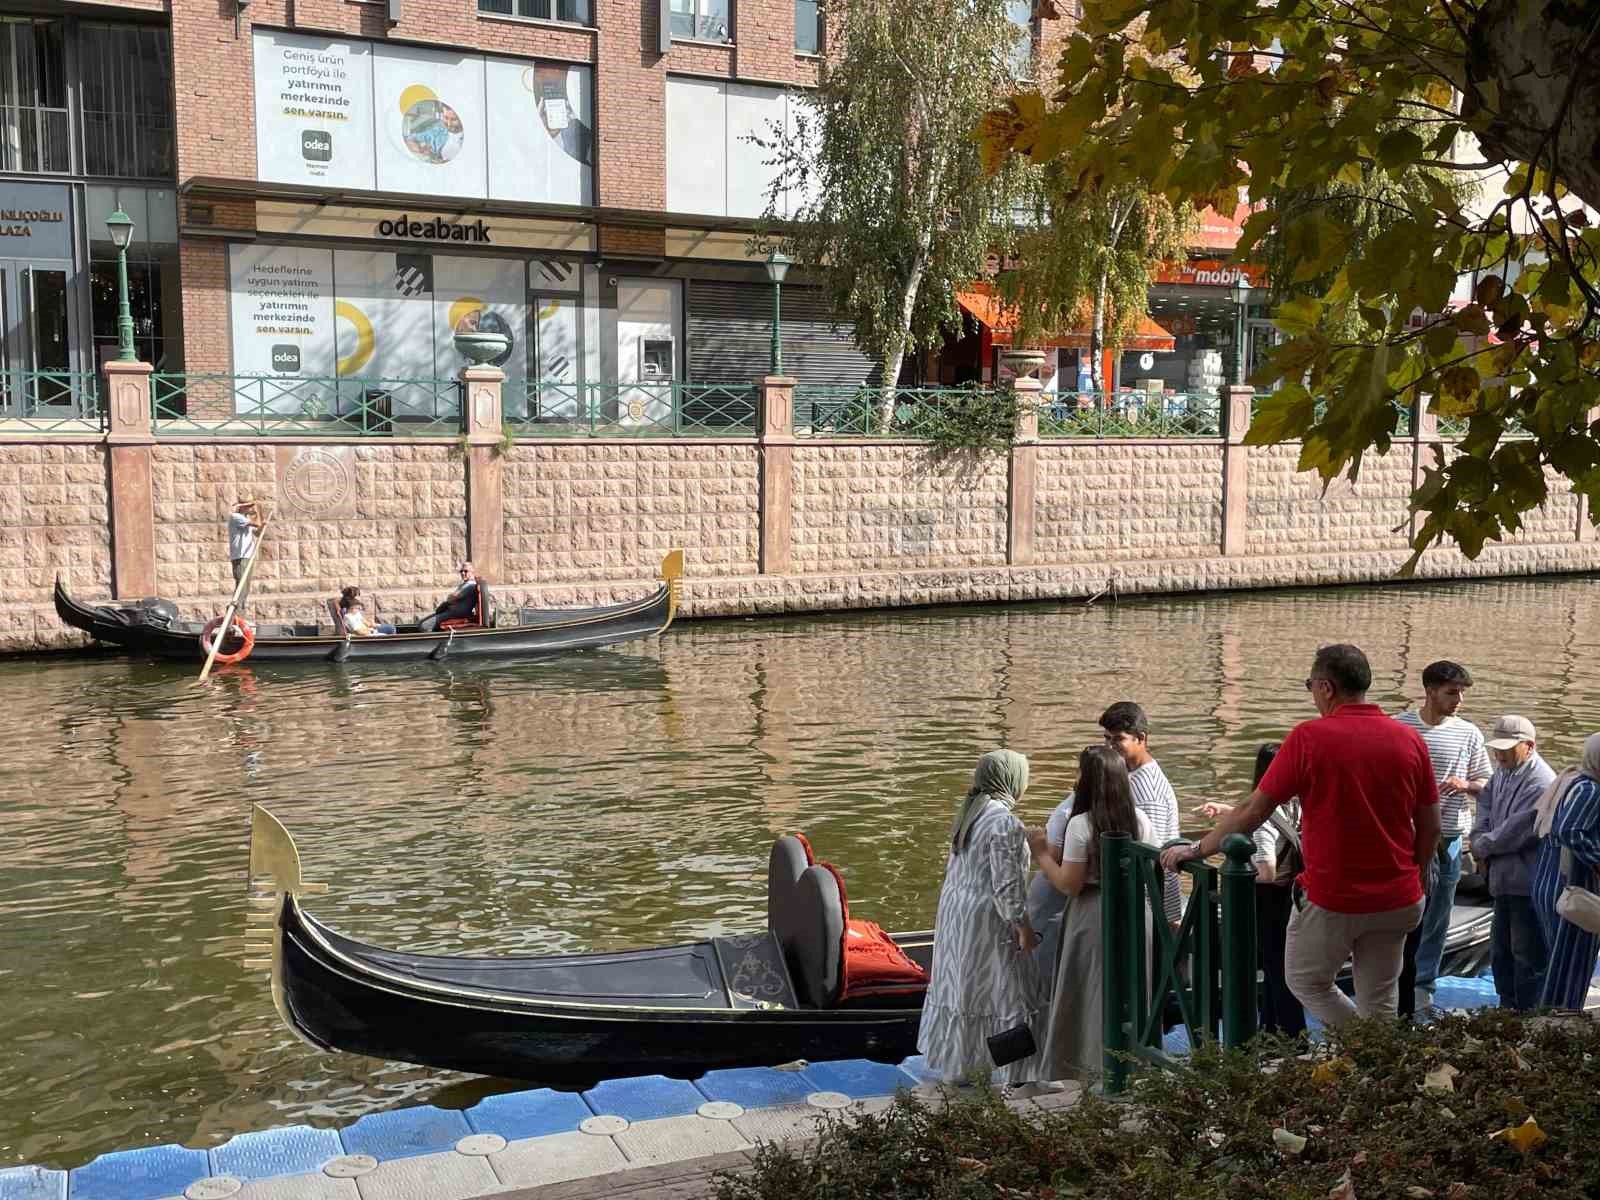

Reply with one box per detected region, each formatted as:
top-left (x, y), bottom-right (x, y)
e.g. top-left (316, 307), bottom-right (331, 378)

top-left (1422, 1064), bottom-right (1460, 1093)
top-left (1489, 1116), bottom-right (1547, 1154)
top-left (1423, 80), bottom-right (1454, 109)
top-left (1434, 366), bottom-right (1480, 417)
top-left (1312, 1057), bottom-right (1353, 1086)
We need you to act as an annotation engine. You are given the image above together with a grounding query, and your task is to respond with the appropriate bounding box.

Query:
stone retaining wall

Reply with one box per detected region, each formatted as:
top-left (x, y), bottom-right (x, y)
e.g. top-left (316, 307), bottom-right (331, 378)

top-left (2, 377), bottom-right (1594, 655)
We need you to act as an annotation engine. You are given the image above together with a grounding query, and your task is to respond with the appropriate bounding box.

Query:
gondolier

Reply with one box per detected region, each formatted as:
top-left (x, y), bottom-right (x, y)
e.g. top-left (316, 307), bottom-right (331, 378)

top-left (227, 499), bottom-right (265, 586)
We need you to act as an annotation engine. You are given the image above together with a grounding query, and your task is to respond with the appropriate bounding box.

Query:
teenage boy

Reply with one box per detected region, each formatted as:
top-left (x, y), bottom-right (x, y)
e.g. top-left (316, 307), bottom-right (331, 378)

top-left (1099, 701), bottom-right (1182, 926)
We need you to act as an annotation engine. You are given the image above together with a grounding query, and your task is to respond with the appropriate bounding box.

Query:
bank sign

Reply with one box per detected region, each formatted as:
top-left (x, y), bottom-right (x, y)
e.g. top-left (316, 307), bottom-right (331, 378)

top-left (0, 181), bottom-right (72, 259)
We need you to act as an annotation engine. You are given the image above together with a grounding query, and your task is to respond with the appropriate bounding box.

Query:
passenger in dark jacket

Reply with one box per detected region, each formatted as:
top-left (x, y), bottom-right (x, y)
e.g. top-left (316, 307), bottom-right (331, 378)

top-left (1468, 714), bottom-right (1556, 1010)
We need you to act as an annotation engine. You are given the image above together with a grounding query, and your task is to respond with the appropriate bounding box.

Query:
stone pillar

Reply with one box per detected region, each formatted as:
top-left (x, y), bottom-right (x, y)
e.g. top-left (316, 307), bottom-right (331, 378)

top-left (1220, 384), bottom-right (1252, 556)
top-left (1410, 397), bottom-right (1438, 542)
top-left (104, 361), bottom-right (157, 599)
top-left (461, 366), bottom-right (505, 584)
top-left (757, 376), bottom-right (796, 574)
top-left (1008, 377), bottom-right (1040, 566)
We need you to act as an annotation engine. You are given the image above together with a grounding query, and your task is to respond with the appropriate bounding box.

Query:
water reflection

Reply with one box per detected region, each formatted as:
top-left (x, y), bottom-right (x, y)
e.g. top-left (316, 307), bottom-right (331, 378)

top-left (1, 578), bottom-right (1597, 1167)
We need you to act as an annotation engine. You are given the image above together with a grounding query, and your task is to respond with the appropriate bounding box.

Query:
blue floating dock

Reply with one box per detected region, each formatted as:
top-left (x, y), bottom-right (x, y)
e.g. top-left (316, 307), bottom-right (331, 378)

top-left (465, 1088), bottom-right (594, 1140)
top-left (799, 1059), bottom-right (919, 1098)
top-left (68, 1144), bottom-right (210, 1200)
top-left (337, 1105), bottom-right (471, 1160)
top-left (0, 1166), bottom-right (66, 1200)
top-left (581, 1075), bottom-right (706, 1123)
top-left (1435, 975), bottom-right (1498, 1010)
top-left (695, 1067), bottom-right (815, 1109)
top-left (209, 1125), bottom-right (344, 1182)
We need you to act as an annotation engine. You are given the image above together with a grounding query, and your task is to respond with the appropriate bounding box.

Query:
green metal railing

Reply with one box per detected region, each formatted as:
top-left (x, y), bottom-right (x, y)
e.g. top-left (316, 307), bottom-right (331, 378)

top-left (1100, 832), bottom-right (1257, 1095)
top-left (791, 385), bottom-right (998, 437)
top-left (504, 382), bottom-right (758, 438)
top-left (0, 371), bottom-right (104, 432)
top-left (1038, 391), bottom-right (1223, 438)
top-left (151, 375), bottom-right (462, 437)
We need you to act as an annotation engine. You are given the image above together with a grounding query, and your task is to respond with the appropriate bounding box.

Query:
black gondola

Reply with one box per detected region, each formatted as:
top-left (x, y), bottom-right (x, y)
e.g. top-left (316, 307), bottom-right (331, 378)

top-left (54, 551), bottom-right (682, 665)
top-left (246, 807), bottom-right (1495, 1088)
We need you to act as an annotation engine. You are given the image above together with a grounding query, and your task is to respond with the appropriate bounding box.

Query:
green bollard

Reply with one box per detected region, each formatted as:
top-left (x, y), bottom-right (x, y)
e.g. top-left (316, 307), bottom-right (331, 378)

top-left (1219, 832), bottom-right (1259, 1049)
top-left (1100, 831), bottom-right (1132, 1095)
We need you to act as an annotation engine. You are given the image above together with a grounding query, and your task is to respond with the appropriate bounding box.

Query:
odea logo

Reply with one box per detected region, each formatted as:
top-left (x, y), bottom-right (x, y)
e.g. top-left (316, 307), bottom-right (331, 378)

top-left (271, 344), bottom-right (302, 373)
top-left (301, 130), bottom-right (333, 163)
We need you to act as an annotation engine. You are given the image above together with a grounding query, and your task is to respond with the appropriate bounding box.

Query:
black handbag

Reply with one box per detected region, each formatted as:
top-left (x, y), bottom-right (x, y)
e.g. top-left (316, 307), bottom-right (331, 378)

top-left (987, 1023), bottom-right (1037, 1067)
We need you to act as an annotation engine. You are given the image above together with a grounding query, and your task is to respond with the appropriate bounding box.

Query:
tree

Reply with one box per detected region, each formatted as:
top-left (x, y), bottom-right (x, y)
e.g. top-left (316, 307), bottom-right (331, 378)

top-left (758, 0), bottom-right (1034, 419)
top-left (998, 173), bottom-right (1196, 392)
top-left (980, 0), bottom-right (1600, 568)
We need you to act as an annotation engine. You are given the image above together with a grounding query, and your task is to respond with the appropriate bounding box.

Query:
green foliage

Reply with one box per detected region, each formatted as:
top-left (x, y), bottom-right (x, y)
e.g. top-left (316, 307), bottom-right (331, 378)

top-left (715, 1012), bottom-right (1600, 1200)
top-left (979, 0), bottom-right (1600, 565)
top-left (914, 387), bottom-right (1020, 459)
top-left (755, 0), bottom-right (1036, 397)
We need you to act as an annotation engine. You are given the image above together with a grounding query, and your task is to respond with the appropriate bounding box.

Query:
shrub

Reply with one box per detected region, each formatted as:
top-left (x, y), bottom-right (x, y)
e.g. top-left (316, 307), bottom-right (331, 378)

top-left (715, 1012), bottom-right (1600, 1200)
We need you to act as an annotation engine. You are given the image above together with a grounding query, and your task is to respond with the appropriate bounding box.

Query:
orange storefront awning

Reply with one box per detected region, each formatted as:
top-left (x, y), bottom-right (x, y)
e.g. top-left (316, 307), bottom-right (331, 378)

top-left (955, 289), bottom-right (1177, 353)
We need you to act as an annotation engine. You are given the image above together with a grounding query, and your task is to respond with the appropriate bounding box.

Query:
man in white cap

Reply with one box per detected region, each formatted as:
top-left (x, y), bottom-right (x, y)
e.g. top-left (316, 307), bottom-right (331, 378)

top-left (1468, 715), bottom-right (1556, 1010)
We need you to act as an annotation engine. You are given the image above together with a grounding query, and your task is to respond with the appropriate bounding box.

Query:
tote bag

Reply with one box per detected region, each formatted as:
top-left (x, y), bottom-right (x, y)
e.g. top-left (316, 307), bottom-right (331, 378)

top-left (1555, 849), bottom-right (1600, 935)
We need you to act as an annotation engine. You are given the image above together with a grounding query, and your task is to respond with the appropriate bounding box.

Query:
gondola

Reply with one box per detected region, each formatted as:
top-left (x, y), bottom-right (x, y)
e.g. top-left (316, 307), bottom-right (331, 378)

top-left (246, 807), bottom-right (1496, 1088)
top-left (54, 550), bottom-right (682, 665)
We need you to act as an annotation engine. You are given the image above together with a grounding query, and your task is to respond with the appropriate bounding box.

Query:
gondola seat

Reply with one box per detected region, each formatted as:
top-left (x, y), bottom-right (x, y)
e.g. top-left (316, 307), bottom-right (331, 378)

top-left (439, 582), bottom-right (490, 630)
top-left (767, 834), bottom-right (928, 1010)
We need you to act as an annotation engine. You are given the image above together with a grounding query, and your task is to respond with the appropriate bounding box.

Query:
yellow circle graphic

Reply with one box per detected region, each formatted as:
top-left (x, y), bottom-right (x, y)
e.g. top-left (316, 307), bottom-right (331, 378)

top-left (397, 84), bottom-right (438, 114)
top-left (448, 297), bottom-right (485, 331)
top-left (335, 300), bottom-right (376, 377)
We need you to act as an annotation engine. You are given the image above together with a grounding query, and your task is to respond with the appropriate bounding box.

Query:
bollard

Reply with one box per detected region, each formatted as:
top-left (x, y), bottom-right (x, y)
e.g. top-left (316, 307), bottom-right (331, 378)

top-left (1100, 831), bottom-right (1132, 1095)
top-left (1219, 833), bottom-right (1259, 1049)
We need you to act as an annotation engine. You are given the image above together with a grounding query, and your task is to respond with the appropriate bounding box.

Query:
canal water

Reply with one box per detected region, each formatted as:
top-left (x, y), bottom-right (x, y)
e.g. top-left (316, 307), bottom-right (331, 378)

top-left (2, 577), bottom-right (1597, 1168)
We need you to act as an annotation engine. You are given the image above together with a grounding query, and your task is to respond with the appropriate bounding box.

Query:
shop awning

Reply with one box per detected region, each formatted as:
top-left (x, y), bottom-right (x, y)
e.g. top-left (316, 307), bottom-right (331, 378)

top-left (955, 289), bottom-right (1177, 352)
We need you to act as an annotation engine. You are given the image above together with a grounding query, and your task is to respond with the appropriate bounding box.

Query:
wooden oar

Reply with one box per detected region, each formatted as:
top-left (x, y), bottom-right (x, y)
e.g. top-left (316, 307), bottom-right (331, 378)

top-left (198, 514), bottom-right (272, 684)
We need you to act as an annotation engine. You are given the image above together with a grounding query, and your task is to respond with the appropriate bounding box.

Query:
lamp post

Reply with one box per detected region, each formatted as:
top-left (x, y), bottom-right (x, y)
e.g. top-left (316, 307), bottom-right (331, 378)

top-left (105, 208), bottom-right (137, 363)
top-left (1230, 276), bottom-right (1252, 385)
top-left (764, 250), bottom-right (791, 375)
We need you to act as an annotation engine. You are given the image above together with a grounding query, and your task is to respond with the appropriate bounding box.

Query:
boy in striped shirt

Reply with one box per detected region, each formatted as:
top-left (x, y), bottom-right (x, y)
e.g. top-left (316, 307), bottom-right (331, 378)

top-left (1099, 701), bottom-right (1183, 927)
top-left (1394, 660), bottom-right (1492, 1014)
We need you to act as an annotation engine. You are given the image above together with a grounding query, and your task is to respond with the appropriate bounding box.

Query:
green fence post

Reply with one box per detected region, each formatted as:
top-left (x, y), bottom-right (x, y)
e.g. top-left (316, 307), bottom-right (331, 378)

top-left (1101, 831), bottom-right (1132, 1095)
top-left (1219, 832), bottom-right (1259, 1049)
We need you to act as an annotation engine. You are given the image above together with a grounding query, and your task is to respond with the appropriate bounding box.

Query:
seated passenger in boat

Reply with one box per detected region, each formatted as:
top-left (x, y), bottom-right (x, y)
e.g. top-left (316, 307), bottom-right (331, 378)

top-left (339, 586), bottom-right (396, 636)
top-left (419, 562), bottom-right (481, 632)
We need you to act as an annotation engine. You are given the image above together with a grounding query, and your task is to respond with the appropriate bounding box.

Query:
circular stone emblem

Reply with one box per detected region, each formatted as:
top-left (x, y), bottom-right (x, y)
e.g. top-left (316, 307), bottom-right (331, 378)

top-left (283, 448), bottom-right (355, 516)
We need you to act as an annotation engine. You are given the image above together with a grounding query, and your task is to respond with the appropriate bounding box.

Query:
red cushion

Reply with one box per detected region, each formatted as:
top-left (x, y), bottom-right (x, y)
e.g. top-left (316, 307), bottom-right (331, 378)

top-left (842, 919), bottom-right (929, 996)
top-left (439, 617), bottom-right (473, 630)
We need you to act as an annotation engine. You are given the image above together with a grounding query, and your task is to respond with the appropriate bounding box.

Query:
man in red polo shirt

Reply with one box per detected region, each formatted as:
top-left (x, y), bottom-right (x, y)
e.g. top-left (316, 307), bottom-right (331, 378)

top-left (1162, 643), bottom-right (1440, 1026)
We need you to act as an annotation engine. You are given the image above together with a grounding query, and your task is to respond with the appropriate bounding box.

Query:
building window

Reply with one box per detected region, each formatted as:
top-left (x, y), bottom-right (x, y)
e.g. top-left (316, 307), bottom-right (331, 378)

top-left (478, 0), bottom-right (594, 25)
top-left (795, 0), bottom-right (819, 53)
top-left (87, 186), bottom-right (181, 369)
top-left (0, 18), bottom-right (69, 174)
top-left (78, 24), bottom-right (176, 180)
top-left (1005, 0), bottom-right (1034, 79)
top-left (670, 0), bottom-right (731, 43)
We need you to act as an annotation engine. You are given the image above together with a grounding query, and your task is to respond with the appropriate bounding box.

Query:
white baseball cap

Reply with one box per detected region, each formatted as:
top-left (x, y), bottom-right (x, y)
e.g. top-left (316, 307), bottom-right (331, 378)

top-left (1486, 715), bottom-right (1536, 750)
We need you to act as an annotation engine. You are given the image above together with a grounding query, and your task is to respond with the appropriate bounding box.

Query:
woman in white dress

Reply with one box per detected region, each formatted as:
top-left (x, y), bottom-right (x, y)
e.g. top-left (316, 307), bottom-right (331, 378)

top-left (916, 749), bottom-right (1045, 1086)
top-left (1028, 745), bottom-right (1152, 1084)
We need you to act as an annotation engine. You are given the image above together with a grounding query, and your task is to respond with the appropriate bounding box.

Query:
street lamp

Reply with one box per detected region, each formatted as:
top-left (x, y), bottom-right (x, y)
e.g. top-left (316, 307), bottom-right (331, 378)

top-left (1230, 275), bottom-right (1252, 385)
top-left (764, 249), bottom-right (791, 375)
top-left (105, 208), bottom-right (137, 362)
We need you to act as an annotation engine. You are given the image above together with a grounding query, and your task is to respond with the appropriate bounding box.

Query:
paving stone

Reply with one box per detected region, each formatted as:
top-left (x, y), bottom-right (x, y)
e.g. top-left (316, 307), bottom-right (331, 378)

top-left (0, 1166), bottom-right (66, 1200)
top-left (692, 1068), bottom-right (813, 1110)
top-left (610, 1115), bottom-right (752, 1168)
top-left (232, 1176), bottom-right (359, 1200)
top-left (465, 1090), bottom-right (593, 1141)
top-left (350, 1151), bottom-right (499, 1200)
top-left (210, 1126), bottom-right (345, 1182)
top-left (488, 1131), bottom-right (629, 1189)
top-left (580, 1077), bottom-right (707, 1124)
top-left (339, 1107), bottom-right (472, 1162)
top-left (798, 1059), bottom-right (919, 1099)
top-left (69, 1144), bottom-right (212, 1200)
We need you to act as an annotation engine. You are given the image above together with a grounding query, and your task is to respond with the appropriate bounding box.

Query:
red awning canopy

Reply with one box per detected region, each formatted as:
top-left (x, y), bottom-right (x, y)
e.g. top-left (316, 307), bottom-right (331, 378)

top-left (955, 288), bottom-right (1177, 353)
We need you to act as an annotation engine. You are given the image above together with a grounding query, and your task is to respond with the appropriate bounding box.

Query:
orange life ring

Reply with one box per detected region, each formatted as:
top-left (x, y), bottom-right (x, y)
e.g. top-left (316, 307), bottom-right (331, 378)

top-left (200, 614), bottom-right (256, 665)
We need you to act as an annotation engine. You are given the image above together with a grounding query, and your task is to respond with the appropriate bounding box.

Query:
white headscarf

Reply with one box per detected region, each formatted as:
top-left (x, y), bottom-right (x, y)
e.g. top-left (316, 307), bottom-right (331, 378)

top-left (1534, 732), bottom-right (1600, 838)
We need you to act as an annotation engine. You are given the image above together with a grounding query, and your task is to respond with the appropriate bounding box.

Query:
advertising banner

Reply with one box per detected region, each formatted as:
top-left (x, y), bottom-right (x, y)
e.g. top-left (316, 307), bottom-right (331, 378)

top-left (486, 60), bottom-right (594, 206)
top-left (373, 44), bottom-right (488, 199)
top-left (332, 249), bottom-right (438, 384)
top-left (433, 255), bottom-right (527, 395)
top-left (253, 31), bottom-right (376, 190)
top-left (228, 245), bottom-right (336, 411)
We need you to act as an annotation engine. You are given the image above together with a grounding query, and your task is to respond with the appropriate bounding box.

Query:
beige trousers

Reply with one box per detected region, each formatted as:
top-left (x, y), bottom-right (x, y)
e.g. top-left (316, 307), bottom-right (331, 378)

top-left (1284, 897), bottom-right (1424, 1027)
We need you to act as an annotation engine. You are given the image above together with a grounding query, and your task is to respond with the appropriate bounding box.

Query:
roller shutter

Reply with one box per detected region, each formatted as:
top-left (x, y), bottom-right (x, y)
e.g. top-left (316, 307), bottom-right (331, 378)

top-left (687, 280), bottom-right (879, 387)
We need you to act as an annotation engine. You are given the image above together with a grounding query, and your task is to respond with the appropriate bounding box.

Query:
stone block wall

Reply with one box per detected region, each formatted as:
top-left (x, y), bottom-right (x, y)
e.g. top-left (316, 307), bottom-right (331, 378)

top-left (502, 442), bottom-right (761, 589)
top-left (790, 445), bottom-right (1009, 573)
top-left (1035, 443), bottom-right (1225, 564)
top-left (0, 444), bottom-right (112, 651)
top-left (1245, 444), bottom-right (1415, 554)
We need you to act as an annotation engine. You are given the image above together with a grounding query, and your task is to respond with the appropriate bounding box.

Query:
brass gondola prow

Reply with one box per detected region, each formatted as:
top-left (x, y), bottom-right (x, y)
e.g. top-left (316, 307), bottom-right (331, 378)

top-left (660, 548), bottom-right (685, 632)
top-left (244, 805), bottom-right (324, 974)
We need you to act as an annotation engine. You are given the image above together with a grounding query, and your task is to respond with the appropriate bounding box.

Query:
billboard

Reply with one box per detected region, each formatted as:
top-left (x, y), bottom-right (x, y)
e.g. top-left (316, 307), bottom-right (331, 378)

top-left (253, 32), bottom-right (592, 205)
top-left (228, 244), bottom-right (337, 411)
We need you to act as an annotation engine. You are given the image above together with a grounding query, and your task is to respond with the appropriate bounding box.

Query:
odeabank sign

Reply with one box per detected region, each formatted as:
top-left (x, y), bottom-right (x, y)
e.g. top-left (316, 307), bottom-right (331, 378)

top-left (375, 214), bottom-right (492, 244)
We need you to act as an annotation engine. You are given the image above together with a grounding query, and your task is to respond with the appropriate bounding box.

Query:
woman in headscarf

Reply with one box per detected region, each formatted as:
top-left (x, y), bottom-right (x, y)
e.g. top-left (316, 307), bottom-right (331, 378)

top-left (1532, 733), bottom-right (1600, 1008)
top-left (916, 749), bottom-right (1044, 1086)
top-left (1028, 745), bottom-right (1152, 1083)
